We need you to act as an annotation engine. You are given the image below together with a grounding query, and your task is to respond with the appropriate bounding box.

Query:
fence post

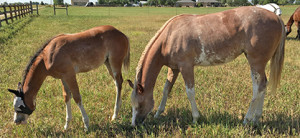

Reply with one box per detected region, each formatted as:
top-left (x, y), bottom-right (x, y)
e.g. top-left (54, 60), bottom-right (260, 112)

top-left (13, 5), bottom-right (17, 20)
top-left (54, 4), bottom-right (56, 15)
top-left (9, 6), bottom-right (13, 23)
top-left (26, 4), bottom-right (29, 15)
top-left (66, 4), bottom-right (68, 15)
top-left (30, 1), bottom-right (33, 14)
top-left (20, 5), bottom-right (23, 17)
top-left (17, 5), bottom-right (21, 19)
top-left (36, 3), bottom-right (39, 15)
top-left (3, 6), bottom-right (9, 24)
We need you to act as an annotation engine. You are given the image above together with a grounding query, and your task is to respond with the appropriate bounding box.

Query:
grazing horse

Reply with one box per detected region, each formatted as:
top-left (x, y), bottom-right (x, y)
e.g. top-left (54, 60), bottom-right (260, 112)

top-left (286, 6), bottom-right (300, 40)
top-left (127, 6), bottom-right (285, 126)
top-left (7, 25), bottom-right (130, 131)
top-left (256, 3), bottom-right (282, 16)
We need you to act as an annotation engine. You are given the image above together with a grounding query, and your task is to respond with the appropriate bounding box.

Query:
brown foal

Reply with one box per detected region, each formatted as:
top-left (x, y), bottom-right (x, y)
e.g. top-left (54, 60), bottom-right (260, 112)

top-left (8, 25), bottom-right (130, 131)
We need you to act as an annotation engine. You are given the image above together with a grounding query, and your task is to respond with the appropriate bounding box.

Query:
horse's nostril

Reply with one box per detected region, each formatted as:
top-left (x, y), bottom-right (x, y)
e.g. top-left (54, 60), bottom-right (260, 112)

top-left (135, 117), bottom-right (146, 125)
top-left (14, 120), bottom-right (22, 125)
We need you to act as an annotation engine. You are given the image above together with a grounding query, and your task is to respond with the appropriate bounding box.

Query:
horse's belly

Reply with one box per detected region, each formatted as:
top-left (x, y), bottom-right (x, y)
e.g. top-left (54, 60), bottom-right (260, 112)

top-left (194, 50), bottom-right (239, 66)
top-left (74, 55), bottom-right (106, 73)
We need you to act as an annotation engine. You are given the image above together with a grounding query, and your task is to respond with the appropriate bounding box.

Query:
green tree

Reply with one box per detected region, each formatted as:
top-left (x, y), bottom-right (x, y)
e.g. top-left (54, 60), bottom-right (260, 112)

top-left (53, 0), bottom-right (64, 5)
top-left (252, 0), bottom-right (259, 5)
top-left (277, 0), bottom-right (288, 4)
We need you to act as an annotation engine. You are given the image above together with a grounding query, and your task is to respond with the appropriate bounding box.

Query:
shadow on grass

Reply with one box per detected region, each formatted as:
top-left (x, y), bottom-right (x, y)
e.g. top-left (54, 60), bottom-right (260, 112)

top-left (0, 15), bottom-right (38, 44)
top-left (260, 113), bottom-right (300, 135)
top-left (286, 37), bottom-right (300, 41)
top-left (46, 108), bottom-right (299, 136)
top-left (88, 107), bottom-right (243, 136)
top-left (92, 108), bottom-right (299, 136)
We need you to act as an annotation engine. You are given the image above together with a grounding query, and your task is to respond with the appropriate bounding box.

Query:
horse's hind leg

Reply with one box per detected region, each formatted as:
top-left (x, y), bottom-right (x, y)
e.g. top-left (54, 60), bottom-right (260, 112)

top-left (292, 21), bottom-right (300, 39)
top-left (155, 68), bottom-right (179, 118)
top-left (105, 60), bottom-right (123, 121)
top-left (297, 28), bottom-right (300, 40)
top-left (243, 67), bottom-right (267, 125)
top-left (61, 80), bottom-right (72, 130)
top-left (62, 73), bottom-right (89, 131)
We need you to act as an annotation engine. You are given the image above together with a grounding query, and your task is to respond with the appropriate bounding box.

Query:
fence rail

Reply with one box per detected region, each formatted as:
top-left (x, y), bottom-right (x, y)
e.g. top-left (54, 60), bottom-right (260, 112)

top-left (0, 1), bottom-right (38, 27)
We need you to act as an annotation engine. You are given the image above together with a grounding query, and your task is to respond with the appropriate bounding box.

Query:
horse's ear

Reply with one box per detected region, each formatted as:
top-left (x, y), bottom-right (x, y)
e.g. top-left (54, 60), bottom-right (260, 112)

top-left (127, 80), bottom-right (134, 88)
top-left (17, 82), bottom-right (23, 92)
top-left (137, 84), bottom-right (144, 94)
top-left (8, 89), bottom-right (20, 96)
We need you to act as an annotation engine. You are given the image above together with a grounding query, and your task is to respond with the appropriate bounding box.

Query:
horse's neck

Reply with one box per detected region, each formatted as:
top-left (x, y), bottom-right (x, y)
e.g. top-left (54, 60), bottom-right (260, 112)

top-left (23, 58), bottom-right (48, 110)
top-left (286, 14), bottom-right (294, 27)
top-left (138, 45), bottom-right (164, 92)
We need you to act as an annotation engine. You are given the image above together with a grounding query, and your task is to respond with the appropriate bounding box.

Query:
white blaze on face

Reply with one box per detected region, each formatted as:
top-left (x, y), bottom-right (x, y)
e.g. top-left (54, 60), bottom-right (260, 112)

top-left (13, 97), bottom-right (25, 112)
top-left (13, 97), bottom-right (29, 124)
top-left (131, 107), bottom-right (137, 126)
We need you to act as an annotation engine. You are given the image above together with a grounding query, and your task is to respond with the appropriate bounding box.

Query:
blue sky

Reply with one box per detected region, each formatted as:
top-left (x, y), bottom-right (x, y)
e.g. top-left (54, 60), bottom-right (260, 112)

top-left (1, 0), bottom-right (98, 4)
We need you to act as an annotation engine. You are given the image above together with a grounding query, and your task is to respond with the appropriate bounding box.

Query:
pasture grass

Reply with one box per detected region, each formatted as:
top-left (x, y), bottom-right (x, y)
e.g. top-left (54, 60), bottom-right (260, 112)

top-left (0, 6), bottom-right (299, 137)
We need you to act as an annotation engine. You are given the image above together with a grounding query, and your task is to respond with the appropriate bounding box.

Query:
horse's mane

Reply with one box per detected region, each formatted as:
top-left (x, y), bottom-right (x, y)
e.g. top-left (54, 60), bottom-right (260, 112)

top-left (286, 13), bottom-right (294, 27)
top-left (135, 14), bottom-right (184, 83)
top-left (22, 34), bottom-right (64, 86)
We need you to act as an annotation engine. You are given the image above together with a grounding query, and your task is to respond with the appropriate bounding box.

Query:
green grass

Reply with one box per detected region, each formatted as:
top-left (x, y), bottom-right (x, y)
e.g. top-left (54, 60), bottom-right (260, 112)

top-left (0, 6), bottom-right (299, 137)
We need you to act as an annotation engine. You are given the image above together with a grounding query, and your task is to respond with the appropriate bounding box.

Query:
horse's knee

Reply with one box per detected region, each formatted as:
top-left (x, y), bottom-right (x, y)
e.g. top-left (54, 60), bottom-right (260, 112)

top-left (72, 94), bottom-right (81, 104)
top-left (114, 73), bottom-right (123, 86)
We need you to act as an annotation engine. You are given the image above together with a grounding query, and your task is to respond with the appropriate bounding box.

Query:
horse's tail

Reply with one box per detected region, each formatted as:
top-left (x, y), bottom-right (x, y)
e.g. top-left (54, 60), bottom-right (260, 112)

top-left (123, 35), bottom-right (130, 73)
top-left (269, 17), bottom-right (285, 93)
top-left (286, 13), bottom-right (294, 35)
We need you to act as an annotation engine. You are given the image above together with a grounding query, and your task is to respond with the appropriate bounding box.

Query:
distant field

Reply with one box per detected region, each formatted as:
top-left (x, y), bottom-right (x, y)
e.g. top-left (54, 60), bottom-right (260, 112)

top-left (0, 6), bottom-right (299, 137)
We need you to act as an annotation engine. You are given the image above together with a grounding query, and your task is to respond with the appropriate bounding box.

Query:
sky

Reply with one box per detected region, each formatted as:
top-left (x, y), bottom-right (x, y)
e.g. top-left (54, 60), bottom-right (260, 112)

top-left (0, 0), bottom-right (98, 4)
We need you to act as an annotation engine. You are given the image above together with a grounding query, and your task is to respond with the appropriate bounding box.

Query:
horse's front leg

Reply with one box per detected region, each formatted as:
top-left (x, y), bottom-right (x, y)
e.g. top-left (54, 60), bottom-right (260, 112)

top-left (63, 73), bottom-right (89, 131)
top-left (155, 68), bottom-right (179, 118)
top-left (62, 80), bottom-right (72, 130)
top-left (180, 65), bottom-right (200, 123)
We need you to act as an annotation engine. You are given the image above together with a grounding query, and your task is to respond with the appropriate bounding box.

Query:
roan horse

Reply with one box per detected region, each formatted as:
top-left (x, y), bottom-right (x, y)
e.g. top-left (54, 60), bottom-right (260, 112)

top-left (286, 6), bottom-right (300, 40)
top-left (8, 25), bottom-right (130, 131)
top-left (127, 6), bottom-right (285, 126)
top-left (256, 3), bottom-right (282, 16)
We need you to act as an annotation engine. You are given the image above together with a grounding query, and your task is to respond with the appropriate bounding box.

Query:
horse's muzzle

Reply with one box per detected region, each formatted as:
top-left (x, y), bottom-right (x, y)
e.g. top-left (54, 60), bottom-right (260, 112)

top-left (14, 118), bottom-right (27, 125)
top-left (134, 116), bottom-right (146, 126)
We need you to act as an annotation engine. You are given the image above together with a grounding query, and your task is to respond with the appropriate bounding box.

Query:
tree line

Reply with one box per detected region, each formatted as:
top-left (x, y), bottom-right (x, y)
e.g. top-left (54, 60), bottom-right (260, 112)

top-left (95, 0), bottom-right (299, 6)
top-left (2, 0), bottom-right (299, 6)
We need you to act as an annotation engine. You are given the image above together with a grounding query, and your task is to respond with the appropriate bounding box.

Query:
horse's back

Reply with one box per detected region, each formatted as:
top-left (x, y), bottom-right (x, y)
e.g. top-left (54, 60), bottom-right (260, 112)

top-left (293, 6), bottom-right (300, 21)
top-left (160, 6), bottom-right (283, 67)
top-left (43, 25), bottom-right (129, 76)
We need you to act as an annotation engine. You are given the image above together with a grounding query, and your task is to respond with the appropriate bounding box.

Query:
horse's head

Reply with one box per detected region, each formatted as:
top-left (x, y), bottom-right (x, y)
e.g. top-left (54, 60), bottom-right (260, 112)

top-left (8, 82), bottom-right (33, 125)
top-left (285, 25), bottom-right (291, 36)
top-left (127, 80), bottom-right (154, 126)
